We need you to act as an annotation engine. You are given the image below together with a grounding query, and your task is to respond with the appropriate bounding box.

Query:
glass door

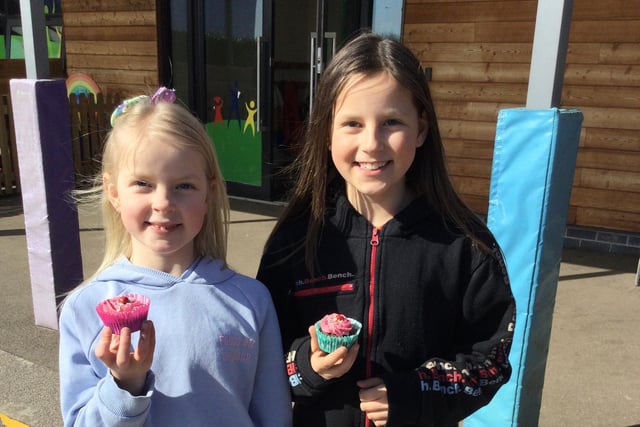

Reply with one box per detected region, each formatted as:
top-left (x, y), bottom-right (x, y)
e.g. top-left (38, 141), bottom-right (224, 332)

top-left (202, 0), bottom-right (266, 198)
top-left (168, 0), bottom-right (270, 199)
top-left (164, 0), bottom-right (370, 201)
top-left (269, 0), bottom-right (370, 199)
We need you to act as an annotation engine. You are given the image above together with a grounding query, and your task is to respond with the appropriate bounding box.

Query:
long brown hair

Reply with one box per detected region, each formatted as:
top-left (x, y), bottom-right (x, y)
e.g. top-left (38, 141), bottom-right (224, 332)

top-left (268, 31), bottom-right (487, 270)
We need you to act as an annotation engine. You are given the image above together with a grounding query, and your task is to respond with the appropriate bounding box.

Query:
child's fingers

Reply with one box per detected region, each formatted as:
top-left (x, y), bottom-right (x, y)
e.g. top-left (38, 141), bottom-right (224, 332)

top-left (135, 320), bottom-right (156, 363)
top-left (95, 326), bottom-right (114, 360)
top-left (308, 324), bottom-right (351, 359)
top-left (115, 327), bottom-right (133, 366)
top-left (341, 343), bottom-right (359, 366)
top-left (357, 377), bottom-right (386, 399)
top-left (308, 325), bottom-right (319, 352)
top-left (109, 331), bottom-right (121, 352)
top-left (358, 377), bottom-right (389, 426)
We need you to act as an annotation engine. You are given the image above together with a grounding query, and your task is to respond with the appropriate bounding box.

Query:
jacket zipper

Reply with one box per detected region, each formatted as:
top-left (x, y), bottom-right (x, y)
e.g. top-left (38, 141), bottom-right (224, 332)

top-left (364, 226), bottom-right (380, 427)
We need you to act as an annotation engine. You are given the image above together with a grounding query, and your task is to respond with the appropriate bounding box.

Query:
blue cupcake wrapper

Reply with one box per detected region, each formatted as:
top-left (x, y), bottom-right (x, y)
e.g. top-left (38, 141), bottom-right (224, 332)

top-left (315, 318), bottom-right (362, 353)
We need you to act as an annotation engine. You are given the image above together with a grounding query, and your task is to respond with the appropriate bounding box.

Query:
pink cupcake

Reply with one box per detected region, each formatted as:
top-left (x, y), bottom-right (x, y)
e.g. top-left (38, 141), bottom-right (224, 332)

top-left (314, 313), bottom-right (362, 353)
top-left (95, 294), bottom-right (150, 334)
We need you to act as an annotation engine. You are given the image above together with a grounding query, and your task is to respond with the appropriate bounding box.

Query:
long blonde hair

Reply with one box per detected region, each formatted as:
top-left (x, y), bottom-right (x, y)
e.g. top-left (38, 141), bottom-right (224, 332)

top-left (79, 99), bottom-right (229, 281)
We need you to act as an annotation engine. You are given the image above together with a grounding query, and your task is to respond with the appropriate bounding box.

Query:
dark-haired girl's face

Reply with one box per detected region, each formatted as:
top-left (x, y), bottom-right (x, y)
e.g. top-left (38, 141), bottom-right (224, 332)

top-left (330, 72), bottom-right (427, 216)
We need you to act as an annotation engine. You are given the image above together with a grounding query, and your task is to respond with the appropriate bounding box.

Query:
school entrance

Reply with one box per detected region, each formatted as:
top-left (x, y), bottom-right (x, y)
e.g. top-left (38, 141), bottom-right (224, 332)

top-left (166, 0), bottom-right (371, 201)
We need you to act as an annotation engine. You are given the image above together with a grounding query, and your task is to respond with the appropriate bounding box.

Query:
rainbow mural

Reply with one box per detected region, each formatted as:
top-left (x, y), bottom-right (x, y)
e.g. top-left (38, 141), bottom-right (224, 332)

top-left (66, 73), bottom-right (101, 102)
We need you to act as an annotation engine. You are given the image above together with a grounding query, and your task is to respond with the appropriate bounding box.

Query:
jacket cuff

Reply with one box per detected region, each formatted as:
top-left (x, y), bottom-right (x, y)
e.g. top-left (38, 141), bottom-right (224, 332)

top-left (293, 338), bottom-right (331, 390)
top-left (98, 370), bottom-right (154, 418)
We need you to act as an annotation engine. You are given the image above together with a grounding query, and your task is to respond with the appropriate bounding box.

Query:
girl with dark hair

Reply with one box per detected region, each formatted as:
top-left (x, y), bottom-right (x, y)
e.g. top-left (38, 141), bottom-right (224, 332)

top-left (257, 32), bottom-right (515, 427)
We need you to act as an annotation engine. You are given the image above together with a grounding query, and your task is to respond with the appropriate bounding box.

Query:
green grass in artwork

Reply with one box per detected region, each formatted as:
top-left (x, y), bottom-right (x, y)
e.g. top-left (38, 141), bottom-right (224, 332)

top-left (206, 121), bottom-right (262, 186)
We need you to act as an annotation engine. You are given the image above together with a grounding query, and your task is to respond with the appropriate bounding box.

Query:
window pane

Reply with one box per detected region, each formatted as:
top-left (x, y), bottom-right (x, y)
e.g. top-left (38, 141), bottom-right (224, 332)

top-left (204, 0), bottom-right (262, 187)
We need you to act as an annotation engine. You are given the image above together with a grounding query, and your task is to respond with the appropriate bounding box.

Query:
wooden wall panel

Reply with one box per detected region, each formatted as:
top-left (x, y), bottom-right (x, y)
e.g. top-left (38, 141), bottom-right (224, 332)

top-left (66, 55), bottom-right (158, 71)
top-left (61, 0), bottom-right (151, 13)
top-left (571, 187), bottom-right (640, 213)
top-left (574, 206), bottom-right (640, 232)
top-left (567, 43), bottom-right (640, 65)
top-left (443, 139), bottom-right (495, 159)
top-left (63, 26), bottom-right (157, 42)
top-left (430, 63), bottom-right (531, 83)
top-left (574, 168), bottom-right (640, 193)
top-left (62, 11), bottom-right (156, 26)
top-left (581, 127), bottom-right (640, 151)
top-left (408, 42), bottom-right (533, 63)
top-left (576, 149), bottom-right (639, 173)
top-left (438, 119), bottom-right (497, 141)
top-left (447, 157), bottom-right (493, 178)
top-left (570, 21), bottom-right (640, 43)
top-left (577, 106), bottom-right (640, 131)
top-left (62, 0), bottom-right (158, 97)
top-left (571, 1), bottom-right (640, 20)
top-left (404, 0), bottom-right (640, 233)
top-left (564, 64), bottom-right (640, 86)
top-left (64, 41), bottom-right (158, 56)
top-left (562, 86), bottom-right (640, 109)
top-left (430, 82), bottom-right (528, 103)
top-left (405, 1), bottom-right (538, 24)
top-left (436, 101), bottom-right (520, 121)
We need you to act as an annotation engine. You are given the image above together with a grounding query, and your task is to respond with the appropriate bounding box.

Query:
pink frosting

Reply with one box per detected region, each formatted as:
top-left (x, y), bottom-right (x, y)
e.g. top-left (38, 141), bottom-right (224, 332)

top-left (103, 295), bottom-right (145, 313)
top-left (320, 313), bottom-right (354, 336)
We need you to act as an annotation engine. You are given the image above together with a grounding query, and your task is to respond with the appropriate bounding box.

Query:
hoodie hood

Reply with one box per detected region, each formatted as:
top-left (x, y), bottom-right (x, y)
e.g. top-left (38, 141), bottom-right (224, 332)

top-left (94, 256), bottom-right (235, 290)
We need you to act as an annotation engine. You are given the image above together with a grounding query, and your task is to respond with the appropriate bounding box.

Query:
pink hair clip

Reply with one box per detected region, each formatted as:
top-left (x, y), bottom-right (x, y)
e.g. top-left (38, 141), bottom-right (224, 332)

top-left (110, 87), bottom-right (177, 127)
top-left (151, 87), bottom-right (176, 104)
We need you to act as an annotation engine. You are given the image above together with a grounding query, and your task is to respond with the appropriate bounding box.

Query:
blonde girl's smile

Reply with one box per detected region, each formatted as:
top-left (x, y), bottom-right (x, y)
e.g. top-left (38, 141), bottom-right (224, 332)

top-left (145, 221), bottom-right (181, 233)
top-left (106, 137), bottom-right (213, 272)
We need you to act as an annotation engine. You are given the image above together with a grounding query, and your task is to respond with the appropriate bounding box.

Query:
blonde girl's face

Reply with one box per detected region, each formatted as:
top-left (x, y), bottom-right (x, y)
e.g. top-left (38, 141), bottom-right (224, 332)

top-left (330, 72), bottom-right (427, 216)
top-left (105, 136), bottom-right (214, 274)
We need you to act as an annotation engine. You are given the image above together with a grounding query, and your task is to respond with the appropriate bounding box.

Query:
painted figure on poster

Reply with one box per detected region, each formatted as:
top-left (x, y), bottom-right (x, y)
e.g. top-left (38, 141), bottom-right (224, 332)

top-left (244, 100), bottom-right (257, 136)
top-left (212, 96), bottom-right (225, 127)
top-left (227, 81), bottom-right (242, 129)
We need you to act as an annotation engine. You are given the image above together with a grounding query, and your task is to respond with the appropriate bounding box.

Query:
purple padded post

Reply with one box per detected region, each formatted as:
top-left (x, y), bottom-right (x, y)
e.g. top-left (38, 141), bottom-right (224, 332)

top-left (10, 79), bottom-right (83, 330)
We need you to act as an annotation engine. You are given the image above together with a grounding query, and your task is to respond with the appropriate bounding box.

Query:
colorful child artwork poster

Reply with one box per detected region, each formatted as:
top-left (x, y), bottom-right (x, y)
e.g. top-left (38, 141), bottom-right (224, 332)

top-left (205, 95), bottom-right (261, 186)
top-left (66, 73), bottom-right (101, 102)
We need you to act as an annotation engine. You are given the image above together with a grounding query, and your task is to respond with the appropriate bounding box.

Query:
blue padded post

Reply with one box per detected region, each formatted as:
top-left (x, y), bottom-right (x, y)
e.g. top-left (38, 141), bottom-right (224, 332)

top-left (465, 108), bottom-right (583, 426)
top-left (10, 79), bottom-right (83, 330)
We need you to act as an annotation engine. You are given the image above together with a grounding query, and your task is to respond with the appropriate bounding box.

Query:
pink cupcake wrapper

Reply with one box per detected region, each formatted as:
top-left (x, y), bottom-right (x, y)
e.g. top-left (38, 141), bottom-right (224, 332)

top-left (96, 294), bottom-right (150, 334)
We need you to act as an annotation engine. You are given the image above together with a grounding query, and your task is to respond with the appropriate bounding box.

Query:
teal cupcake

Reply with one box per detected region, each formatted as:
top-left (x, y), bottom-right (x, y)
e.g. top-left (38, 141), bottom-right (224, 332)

top-left (314, 313), bottom-right (362, 353)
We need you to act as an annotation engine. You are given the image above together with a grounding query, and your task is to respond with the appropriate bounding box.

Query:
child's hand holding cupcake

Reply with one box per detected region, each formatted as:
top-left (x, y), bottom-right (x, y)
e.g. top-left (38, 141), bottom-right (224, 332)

top-left (94, 293), bottom-right (155, 395)
top-left (308, 313), bottom-right (361, 380)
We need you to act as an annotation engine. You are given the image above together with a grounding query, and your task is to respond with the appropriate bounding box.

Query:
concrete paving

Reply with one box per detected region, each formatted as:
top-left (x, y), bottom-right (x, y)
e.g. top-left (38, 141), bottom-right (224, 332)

top-left (0, 194), bottom-right (639, 427)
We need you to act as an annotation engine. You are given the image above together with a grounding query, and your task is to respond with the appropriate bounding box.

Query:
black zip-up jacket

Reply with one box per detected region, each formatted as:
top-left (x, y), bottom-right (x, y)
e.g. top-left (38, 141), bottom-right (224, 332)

top-left (257, 195), bottom-right (515, 427)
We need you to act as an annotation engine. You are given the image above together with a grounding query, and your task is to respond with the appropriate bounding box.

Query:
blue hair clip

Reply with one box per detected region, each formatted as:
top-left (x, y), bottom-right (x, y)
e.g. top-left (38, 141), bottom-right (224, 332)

top-left (110, 95), bottom-right (148, 127)
top-left (110, 87), bottom-right (177, 127)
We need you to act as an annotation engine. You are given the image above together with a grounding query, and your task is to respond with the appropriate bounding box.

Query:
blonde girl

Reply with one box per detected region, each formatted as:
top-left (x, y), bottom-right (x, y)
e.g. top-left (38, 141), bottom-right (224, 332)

top-left (59, 88), bottom-right (292, 427)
